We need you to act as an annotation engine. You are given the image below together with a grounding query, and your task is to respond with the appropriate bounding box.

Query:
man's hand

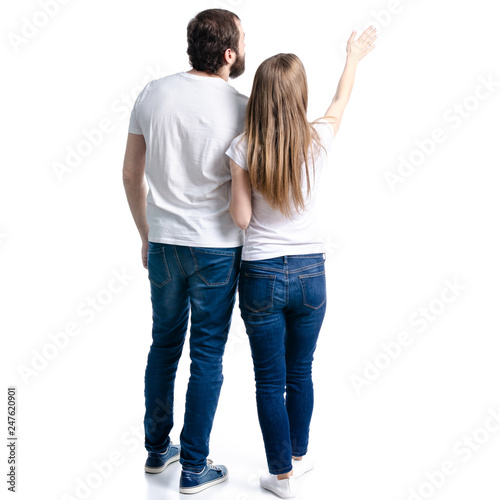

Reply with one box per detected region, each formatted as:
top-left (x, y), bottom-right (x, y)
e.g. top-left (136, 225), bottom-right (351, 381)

top-left (142, 238), bottom-right (148, 269)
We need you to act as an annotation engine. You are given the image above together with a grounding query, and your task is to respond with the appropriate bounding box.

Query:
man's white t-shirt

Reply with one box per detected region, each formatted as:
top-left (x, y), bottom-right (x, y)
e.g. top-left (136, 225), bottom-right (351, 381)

top-left (129, 72), bottom-right (248, 247)
top-left (225, 120), bottom-right (335, 261)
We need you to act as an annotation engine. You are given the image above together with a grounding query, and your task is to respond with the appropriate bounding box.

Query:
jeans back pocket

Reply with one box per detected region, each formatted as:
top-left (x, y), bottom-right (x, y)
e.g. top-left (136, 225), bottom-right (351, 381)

top-left (241, 273), bottom-right (276, 313)
top-left (190, 247), bottom-right (236, 287)
top-left (147, 247), bottom-right (172, 288)
top-left (299, 270), bottom-right (326, 309)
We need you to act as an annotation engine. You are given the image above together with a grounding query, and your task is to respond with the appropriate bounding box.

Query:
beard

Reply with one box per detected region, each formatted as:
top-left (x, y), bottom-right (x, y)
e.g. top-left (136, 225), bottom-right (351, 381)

top-left (229, 51), bottom-right (246, 79)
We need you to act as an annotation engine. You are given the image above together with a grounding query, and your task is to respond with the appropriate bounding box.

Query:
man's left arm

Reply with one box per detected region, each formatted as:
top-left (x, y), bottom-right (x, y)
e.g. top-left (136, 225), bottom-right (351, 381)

top-left (122, 132), bottom-right (149, 268)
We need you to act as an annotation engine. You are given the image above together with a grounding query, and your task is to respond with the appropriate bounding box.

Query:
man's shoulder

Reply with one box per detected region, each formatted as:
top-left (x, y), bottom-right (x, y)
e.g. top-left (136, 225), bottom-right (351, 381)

top-left (136, 73), bottom-right (248, 115)
top-left (228, 86), bottom-right (249, 109)
top-left (145, 72), bottom-right (182, 90)
top-left (234, 88), bottom-right (249, 102)
top-left (134, 72), bottom-right (180, 101)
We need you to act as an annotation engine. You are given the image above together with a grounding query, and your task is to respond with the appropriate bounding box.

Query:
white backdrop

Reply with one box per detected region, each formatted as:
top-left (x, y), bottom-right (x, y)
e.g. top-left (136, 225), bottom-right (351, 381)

top-left (2, 0), bottom-right (500, 499)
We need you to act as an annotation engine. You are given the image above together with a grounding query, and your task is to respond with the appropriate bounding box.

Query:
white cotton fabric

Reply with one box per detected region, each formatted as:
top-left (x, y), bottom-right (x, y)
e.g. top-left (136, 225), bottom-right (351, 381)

top-left (129, 72), bottom-right (248, 247)
top-left (225, 120), bottom-right (335, 261)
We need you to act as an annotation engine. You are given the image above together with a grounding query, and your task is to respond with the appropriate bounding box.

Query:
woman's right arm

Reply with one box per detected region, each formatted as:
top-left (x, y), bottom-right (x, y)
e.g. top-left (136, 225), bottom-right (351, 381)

top-left (322, 26), bottom-right (377, 136)
top-left (229, 159), bottom-right (252, 230)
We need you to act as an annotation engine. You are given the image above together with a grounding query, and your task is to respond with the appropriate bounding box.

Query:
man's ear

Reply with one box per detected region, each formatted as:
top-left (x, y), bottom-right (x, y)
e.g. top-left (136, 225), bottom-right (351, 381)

top-left (223, 48), bottom-right (234, 66)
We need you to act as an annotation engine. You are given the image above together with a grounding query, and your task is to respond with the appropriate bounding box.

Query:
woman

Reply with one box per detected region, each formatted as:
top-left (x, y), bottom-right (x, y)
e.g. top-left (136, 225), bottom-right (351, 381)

top-left (225, 27), bottom-right (377, 498)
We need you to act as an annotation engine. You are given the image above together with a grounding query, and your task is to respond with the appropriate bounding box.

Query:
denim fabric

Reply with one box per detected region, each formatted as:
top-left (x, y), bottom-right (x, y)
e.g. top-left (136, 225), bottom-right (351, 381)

top-left (239, 254), bottom-right (326, 475)
top-left (144, 242), bottom-right (242, 472)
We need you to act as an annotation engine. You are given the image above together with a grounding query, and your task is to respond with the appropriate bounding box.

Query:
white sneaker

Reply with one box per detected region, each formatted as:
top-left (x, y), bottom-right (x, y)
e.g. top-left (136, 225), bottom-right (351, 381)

top-left (260, 474), bottom-right (296, 498)
top-left (292, 455), bottom-right (315, 478)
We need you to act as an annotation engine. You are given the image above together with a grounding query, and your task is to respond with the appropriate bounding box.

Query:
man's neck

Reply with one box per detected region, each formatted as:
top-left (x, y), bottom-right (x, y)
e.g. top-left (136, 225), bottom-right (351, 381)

top-left (187, 68), bottom-right (229, 82)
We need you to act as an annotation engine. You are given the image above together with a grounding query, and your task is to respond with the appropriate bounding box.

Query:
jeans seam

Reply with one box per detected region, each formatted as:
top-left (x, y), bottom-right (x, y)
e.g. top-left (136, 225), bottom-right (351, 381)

top-left (173, 246), bottom-right (188, 279)
top-left (298, 270), bottom-right (325, 279)
top-left (148, 247), bottom-right (172, 288)
top-left (299, 275), bottom-right (326, 310)
top-left (285, 272), bottom-right (289, 306)
top-left (269, 465), bottom-right (293, 475)
top-left (242, 261), bottom-right (323, 274)
top-left (291, 262), bottom-right (325, 273)
top-left (190, 248), bottom-right (234, 286)
top-left (242, 274), bottom-right (276, 313)
top-left (241, 263), bottom-right (285, 273)
top-left (287, 253), bottom-right (323, 258)
top-left (189, 247), bottom-right (237, 256)
top-left (182, 466), bottom-right (205, 473)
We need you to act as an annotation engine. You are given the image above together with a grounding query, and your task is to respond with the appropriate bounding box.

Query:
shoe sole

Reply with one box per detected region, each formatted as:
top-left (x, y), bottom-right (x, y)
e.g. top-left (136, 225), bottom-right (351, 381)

top-left (179, 472), bottom-right (228, 494)
top-left (144, 452), bottom-right (181, 474)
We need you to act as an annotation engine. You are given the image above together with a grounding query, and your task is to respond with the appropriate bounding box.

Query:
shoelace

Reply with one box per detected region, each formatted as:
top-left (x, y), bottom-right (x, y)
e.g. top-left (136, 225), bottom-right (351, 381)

top-left (206, 459), bottom-right (222, 472)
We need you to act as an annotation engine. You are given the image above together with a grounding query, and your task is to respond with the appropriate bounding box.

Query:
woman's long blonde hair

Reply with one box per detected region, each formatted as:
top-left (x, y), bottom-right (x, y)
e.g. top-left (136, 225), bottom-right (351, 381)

top-left (245, 53), bottom-right (322, 218)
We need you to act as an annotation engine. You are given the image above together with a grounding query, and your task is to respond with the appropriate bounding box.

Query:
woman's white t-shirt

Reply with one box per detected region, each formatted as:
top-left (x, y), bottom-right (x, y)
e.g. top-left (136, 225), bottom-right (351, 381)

top-left (225, 120), bottom-right (335, 261)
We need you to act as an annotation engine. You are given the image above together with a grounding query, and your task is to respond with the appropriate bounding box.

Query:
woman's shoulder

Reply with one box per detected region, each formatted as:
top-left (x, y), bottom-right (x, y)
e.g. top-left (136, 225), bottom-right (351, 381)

top-left (310, 119), bottom-right (335, 151)
top-left (229, 131), bottom-right (247, 150)
top-left (226, 131), bottom-right (249, 169)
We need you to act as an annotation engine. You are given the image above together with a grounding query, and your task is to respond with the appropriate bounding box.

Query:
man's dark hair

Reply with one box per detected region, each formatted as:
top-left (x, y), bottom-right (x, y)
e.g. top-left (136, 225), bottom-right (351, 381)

top-left (187, 9), bottom-right (241, 75)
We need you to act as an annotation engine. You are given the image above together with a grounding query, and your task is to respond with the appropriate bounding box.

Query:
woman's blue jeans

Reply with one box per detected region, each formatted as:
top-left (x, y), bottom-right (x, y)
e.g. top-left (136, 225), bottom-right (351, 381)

top-left (238, 254), bottom-right (327, 475)
top-left (144, 242), bottom-right (242, 472)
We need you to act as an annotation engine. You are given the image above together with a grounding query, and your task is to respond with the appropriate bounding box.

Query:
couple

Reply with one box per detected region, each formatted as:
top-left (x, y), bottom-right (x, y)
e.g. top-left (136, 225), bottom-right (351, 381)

top-left (122, 8), bottom-right (376, 498)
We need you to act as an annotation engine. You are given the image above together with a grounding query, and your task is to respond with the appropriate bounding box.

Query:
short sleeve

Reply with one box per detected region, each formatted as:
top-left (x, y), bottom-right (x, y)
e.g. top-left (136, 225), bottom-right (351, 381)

top-left (128, 81), bottom-right (153, 135)
top-left (313, 119), bottom-right (335, 152)
top-left (128, 105), bottom-right (142, 135)
top-left (225, 133), bottom-right (248, 171)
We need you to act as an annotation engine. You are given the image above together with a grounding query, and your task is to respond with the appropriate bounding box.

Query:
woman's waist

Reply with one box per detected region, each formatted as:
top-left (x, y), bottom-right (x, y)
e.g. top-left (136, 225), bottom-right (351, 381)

top-left (241, 246), bottom-right (325, 273)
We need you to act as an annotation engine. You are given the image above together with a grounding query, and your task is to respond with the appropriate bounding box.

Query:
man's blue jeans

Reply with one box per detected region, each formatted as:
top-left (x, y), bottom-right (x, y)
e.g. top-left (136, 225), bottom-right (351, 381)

top-left (144, 242), bottom-right (242, 472)
top-left (238, 254), bottom-right (327, 475)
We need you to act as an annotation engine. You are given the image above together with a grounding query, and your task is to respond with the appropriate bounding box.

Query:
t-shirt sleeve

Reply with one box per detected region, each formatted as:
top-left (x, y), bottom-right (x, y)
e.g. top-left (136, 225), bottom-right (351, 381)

top-left (313, 119), bottom-right (335, 152)
top-left (128, 82), bottom-right (152, 135)
top-left (128, 105), bottom-right (142, 135)
top-left (225, 133), bottom-right (248, 171)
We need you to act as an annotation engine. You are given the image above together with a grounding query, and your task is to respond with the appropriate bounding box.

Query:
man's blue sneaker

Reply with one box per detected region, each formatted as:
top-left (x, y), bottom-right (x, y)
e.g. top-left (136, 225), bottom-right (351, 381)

top-left (179, 460), bottom-right (228, 494)
top-left (144, 443), bottom-right (181, 474)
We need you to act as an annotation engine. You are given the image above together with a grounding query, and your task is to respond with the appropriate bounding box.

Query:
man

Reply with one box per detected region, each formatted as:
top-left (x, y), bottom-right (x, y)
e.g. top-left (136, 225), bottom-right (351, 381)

top-left (122, 9), bottom-right (247, 494)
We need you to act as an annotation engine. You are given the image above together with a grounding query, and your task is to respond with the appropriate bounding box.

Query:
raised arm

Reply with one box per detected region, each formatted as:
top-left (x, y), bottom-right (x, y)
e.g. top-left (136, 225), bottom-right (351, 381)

top-left (322, 26), bottom-right (377, 136)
